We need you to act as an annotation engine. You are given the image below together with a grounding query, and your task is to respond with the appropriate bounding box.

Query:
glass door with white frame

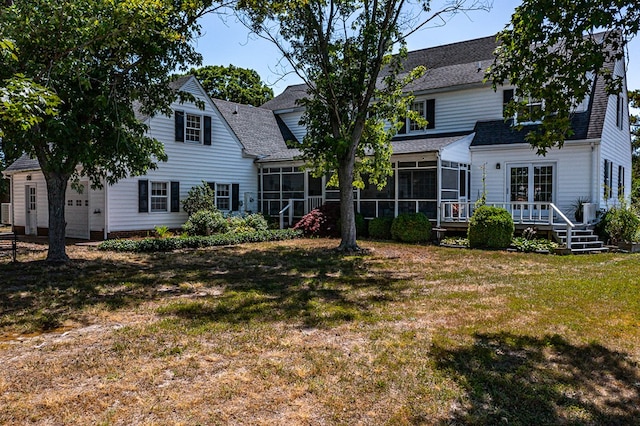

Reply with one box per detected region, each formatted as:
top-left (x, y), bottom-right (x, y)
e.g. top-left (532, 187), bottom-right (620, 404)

top-left (508, 164), bottom-right (554, 221)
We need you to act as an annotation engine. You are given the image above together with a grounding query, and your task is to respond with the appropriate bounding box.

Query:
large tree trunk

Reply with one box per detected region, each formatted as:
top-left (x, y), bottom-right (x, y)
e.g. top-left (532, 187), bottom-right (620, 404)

top-left (44, 171), bottom-right (70, 263)
top-left (337, 156), bottom-right (359, 252)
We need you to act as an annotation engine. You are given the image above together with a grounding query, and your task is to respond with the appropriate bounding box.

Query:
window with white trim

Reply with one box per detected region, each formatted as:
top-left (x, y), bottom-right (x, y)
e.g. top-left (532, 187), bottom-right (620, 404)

top-left (409, 101), bottom-right (426, 131)
top-left (151, 182), bottom-right (168, 212)
top-left (405, 99), bottom-right (435, 132)
top-left (216, 183), bottom-right (230, 211)
top-left (185, 113), bottom-right (202, 143)
top-left (618, 165), bottom-right (625, 198)
top-left (515, 96), bottom-right (543, 124)
top-left (604, 159), bottom-right (613, 200)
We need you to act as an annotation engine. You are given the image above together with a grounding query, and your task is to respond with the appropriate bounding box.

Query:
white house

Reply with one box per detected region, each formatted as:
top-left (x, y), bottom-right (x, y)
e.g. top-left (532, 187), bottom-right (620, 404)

top-left (258, 35), bottom-right (632, 246)
top-left (2, 76), bottom-right (291, 239)
top-left (2, 35), bottom-right (633, 252)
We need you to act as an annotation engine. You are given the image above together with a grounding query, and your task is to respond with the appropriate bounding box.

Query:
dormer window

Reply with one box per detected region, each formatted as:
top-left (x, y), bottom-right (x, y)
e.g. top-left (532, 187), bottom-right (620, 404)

top-left (175, 111), bottom-right (212, 145)
top-left (401, 99), bottom-right (435, 133)
top-left (410, 101), bottom-right (426, 131)
top-left (504, 89), bottom-right (544, 124)
top-left (515, 96), bottom-right (543, 124)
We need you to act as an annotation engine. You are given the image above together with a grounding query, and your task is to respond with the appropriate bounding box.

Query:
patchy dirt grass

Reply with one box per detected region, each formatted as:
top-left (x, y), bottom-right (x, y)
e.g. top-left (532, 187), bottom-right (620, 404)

top-left (1, 239), bottom-right (639, 425)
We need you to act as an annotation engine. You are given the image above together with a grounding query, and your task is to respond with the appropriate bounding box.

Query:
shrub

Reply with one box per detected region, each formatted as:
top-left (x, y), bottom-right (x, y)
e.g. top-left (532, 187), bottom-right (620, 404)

top-left (293, 203), bottom-right (341, 237)
top-left (182, 181), bottom-right (216, 216)
top-left (468, 206), bottom-right (514, 248)
top-left (391, 213), bottom-right (432, 243)
top-left (368, 217), bottom-right (393, 240)
top-left (182, 209), bottom-right (228, 236)
top-left (511, 237), bottom-right (558, 253)
top-left (153, 225), bottom-right (172, 238)
top-left (600, 204), bottom-right (640, 243)
top-left (242, 213), bottom-right (269, 232)
top-left (98, 229), bottom-right (302, 252)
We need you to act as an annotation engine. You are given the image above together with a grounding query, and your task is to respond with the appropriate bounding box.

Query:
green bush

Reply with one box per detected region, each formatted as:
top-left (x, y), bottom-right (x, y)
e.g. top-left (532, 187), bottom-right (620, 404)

top-left (391, 213), bottom-right (432, 243)
top-left (242, 213), bottom-right (269, 232)
top-left (182, 209), bottom-right (228, 236)
top-left (98, 229), bottom-right (302, 253)
top-left (368, 217), bottom-right (393, 240)
top-left (511, 237), bottom-right (558, 253)
top-left (182, 181), bottom-right (216, 216)
top-left (600, 204), bottom-right (640, 243)
top-left (468, 206), bottom-right (514, 248)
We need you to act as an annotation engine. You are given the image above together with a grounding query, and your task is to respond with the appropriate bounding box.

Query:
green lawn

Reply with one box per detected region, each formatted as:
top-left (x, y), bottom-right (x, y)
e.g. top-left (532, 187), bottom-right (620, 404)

top-left (0, 239), bottom-right (639, 425)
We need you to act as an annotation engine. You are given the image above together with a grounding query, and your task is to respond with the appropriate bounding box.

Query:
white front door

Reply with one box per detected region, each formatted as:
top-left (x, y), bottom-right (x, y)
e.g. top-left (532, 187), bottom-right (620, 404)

top-left (25, 185), bottom-right (37, 235)
top-left (508, 164), bottom-right (554, 219)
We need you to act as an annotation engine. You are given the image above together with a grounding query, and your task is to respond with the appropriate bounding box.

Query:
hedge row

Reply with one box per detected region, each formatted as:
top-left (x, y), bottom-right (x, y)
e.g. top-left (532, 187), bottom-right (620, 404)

top-left (98, 229), bottom-right (302, 253)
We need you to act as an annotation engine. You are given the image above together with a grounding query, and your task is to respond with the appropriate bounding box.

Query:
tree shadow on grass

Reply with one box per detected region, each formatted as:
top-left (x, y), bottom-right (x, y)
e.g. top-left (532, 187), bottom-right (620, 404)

top-left (0, 244), bottom-right (411, 334)
top-left (432, 332), bottom-right (640, 425)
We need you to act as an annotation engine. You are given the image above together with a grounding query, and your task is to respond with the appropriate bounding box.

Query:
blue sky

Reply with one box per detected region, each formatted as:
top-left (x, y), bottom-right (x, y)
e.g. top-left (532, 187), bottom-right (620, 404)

top-left (193, 1), bottom-right (639, 98)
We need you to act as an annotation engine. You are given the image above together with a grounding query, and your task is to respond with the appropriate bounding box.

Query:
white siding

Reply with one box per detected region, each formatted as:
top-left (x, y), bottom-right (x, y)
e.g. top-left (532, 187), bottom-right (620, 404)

top-left (412, 86), bottom-right (505, 135)
top-left (278, 110), bottom-right (306, 142)
top-left (441, 134), bottom-right (473, 164)
top-left (106, 83), bottom-right (258, 233)
top-left (11, 172), bottom-right (47, 231)
top-left (470, 141), bottom-right (595, 217)
top-left (598, 59), bottom-right (633, 208)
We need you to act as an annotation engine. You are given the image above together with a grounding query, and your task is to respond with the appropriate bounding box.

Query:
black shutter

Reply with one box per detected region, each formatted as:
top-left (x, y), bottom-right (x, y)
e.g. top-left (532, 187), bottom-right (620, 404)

top-left (426, 99), bottom-right (435, 129)
top-left (398, 120), bottom-right (406, 134)
top-left (175, 111), bottom-right (184, 142)
top-left (207, 181), bottom-right (215, 191)
top-left (203, 116), bottom-right (212, 145)
top-left (170, 181), bottom-right (180, 212)
top-left (138, 180), bottom-right (149, 213)
top-left (232, 184), bottom-right (240, 211)
top-left (604, 160), bottom-right (611, 199)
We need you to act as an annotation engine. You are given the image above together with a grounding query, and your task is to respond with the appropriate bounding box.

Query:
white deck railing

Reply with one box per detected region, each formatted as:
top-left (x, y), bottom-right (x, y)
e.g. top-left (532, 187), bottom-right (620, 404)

top-left (279, 196), bottom-right (325, 229)
top-left (440, 201), bottom-right (578, 248)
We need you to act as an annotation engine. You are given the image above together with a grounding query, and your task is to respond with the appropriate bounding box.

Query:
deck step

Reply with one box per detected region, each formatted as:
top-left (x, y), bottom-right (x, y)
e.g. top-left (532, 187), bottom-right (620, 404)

top-left (552, 227), bottom-right (606, 254)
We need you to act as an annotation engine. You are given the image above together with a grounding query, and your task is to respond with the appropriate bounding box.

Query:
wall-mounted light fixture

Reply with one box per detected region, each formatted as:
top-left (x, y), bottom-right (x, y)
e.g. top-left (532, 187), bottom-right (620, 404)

top-left (495, 163), bottom-right (501, 170)
top-left (26, 175), bottom-right (32, 181)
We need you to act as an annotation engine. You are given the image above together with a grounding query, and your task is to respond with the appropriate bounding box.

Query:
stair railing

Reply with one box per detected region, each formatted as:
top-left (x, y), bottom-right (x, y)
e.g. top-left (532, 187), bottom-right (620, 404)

top-left (549, 203), bottom-right (575, 249)
top-left (279, 201), bottom-right (292, 229)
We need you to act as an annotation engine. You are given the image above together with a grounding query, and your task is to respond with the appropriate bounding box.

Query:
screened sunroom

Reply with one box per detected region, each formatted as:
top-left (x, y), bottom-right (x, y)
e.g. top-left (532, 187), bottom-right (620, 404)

top-left (256, 134), bottom-right (474, 226)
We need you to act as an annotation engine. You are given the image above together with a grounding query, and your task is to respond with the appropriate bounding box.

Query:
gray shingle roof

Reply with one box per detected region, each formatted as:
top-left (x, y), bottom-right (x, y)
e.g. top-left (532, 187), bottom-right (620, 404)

top-left (257, 133), bottom-right (471, 162)
top-left (391, 133), bottom-right (472, 154)
top-left (261, 83), bottom-right (310, 111)
top-left (212, 98), bottom-right (290, 157)
top-left (262, 36), bottom-right (500, 111)
top-left (2, 154), bottom-right (40, 174)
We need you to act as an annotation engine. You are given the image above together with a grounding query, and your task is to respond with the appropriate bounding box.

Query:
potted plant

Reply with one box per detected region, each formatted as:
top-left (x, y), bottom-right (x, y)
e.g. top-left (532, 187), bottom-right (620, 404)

top-left (601, 203), bottom-right (640, 252)
top-left (571, 196), bottom-right (591, 224)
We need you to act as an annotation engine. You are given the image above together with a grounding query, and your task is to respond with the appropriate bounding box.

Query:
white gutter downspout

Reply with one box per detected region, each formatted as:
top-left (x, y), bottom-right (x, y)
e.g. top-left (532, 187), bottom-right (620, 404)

top-left (10, 174), bottom-right (14, 232)
top-left (590, 140), bottom-right (599, 209)
top-left (436, 151), bottom-right (442, 227)
top-left (103, 180), bottom-right (109, 240)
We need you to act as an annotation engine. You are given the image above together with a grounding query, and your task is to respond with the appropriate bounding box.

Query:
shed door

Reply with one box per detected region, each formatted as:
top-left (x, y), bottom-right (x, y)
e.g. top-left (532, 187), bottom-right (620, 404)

top-left (25, 185), bottom-right (37, 236)
top-left (65, 182), bottom-right (89, 239)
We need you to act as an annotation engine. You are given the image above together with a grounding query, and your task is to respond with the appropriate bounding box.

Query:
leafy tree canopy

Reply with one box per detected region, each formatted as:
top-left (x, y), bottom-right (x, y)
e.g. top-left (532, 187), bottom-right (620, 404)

top-left (489, 0), bottom-right (639, 154)
top-left (189, 65), bottom-right (273, 106)
top-left (0, 0), bottom-right (220, 262)
top-left (240, 0), bottom-right (490, 250)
